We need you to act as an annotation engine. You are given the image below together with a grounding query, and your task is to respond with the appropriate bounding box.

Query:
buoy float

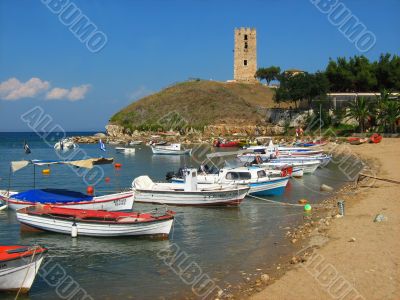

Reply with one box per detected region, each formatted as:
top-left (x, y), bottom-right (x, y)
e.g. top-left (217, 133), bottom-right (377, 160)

top-left (298, 199), bottom-right (308, 205)
top-left (304, 204), bottom-right (312, 212)
top-left (42, 169), bottom-right (50, 175)
top-left (105, 177), bottom-right (110, 183)
top-left (114, 163), bottom-right (122, 169)
top-left (86, 186), bottom-right (94, 195)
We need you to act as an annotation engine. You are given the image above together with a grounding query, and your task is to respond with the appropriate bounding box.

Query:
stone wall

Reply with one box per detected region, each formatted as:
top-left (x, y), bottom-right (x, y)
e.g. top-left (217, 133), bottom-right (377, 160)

top-left (234, 27), bottom-right (257, 83)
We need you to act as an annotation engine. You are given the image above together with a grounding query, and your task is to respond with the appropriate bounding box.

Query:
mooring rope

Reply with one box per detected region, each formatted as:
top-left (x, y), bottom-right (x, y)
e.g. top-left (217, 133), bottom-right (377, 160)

top-left (15, 246), bottom-right (38, 300)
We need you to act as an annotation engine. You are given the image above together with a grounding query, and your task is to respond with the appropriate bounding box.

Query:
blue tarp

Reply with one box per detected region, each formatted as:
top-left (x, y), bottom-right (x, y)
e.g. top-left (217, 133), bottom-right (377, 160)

top-left (11, 189), bottom-right (93, 204)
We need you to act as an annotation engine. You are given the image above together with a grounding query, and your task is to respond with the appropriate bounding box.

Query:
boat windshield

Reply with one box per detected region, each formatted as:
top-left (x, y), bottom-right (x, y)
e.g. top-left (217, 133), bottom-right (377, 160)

top-left (225, 172), bottom-right (251, 180)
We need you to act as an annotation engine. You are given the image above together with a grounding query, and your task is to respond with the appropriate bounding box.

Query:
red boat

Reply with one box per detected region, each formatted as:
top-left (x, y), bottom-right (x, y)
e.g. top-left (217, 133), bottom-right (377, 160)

top-left (369, 133), bottom-right (382, 144)
top-left (0, 245), bottom-right (47, 292)
top-left (213, 140), bottom-right (239, 147)
top-left (347, 137), bottom-right (368, 145)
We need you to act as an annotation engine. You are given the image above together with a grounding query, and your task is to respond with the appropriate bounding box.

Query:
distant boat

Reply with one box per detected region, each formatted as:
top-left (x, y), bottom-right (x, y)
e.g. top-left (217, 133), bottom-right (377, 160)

top-left (213, 140), bottom-right (239, 147)
top-left (0, 245), bottom-right (47, 293)
top-left (132, 169), bottom-right (249, 206)
top-left (54, 138), bottom-right (76, 151)
top-left (151, 143), bottom-right (191, 155)
top-left (129, 140), bottom-right (143, 145)
top-left (16, 206), bottom-right (175, 238)
top-left (115, 147), bottom-right (136, 154)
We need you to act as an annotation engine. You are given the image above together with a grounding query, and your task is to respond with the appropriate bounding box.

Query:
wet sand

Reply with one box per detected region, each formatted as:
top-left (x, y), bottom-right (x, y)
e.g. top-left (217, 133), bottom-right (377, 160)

top-left (249, 138), bottom-right (400, 300)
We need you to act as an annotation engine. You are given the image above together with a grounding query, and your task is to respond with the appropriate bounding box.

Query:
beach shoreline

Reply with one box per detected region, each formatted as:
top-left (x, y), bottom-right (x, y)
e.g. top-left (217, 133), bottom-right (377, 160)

top-left (237, 138), bottom-right (400, 300)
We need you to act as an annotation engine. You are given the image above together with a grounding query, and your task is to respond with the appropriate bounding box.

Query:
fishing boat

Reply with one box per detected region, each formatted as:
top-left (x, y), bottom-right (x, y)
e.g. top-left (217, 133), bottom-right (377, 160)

top-left (273, 154), bottom-right (332, 168)
top-left (16, 206), bottom-right (175, 238)
top-left (170, 166), bottom-right (289, 196)
top-left (260, 160), bottom-right (320, 174)
top-left (348, 137), bottom-right (368, 145)
top-left (213, 140), bottom-right (239, 148)
top-left (115, 147), bottom-right (136, 154)
top-left (129, 140), bottom-right (143, 145)
top-left (151, 143), bottom-right (191, 155)
top-left (133, 169), bottom-right (249, 206)
top-left (1, 189), bottom-right (134, 211)
top-left (0, 158), bottom-right (134, 211)
top-left (0, 245), bottom-right (47, 293)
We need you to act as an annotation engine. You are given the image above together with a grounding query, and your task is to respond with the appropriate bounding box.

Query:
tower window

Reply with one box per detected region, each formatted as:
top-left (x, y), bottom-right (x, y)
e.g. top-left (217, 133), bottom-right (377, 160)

top-left (244, 34), bottom-right (248, 40)
top-left (244, 60), bottom-right (248, 66)
top-left (244, 42), bottom-right (248, 49)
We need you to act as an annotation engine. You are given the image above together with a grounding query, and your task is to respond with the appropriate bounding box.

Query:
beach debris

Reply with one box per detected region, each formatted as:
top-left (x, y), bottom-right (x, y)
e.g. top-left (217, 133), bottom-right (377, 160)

top-left (373, 214), bottom-right (387, 222)
top-left (320, 184), bottom-right (334, 192)
top-left (261, 274), bottom-right (270, 283)
top-left (348, 237), bottom-right (356, 242)
top-left (291, 238), bottom-right (298, 244)
top-left (337, 200), bottom-right (345, 216)
top-left (298, 198), bottom-right (308, 204)
top-left (304, 204), bottom-right (312, 212)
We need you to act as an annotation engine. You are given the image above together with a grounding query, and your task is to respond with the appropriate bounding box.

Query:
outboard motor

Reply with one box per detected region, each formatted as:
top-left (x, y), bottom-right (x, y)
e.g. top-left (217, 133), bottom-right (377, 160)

top-left (183, 168), bottom-right (198, 192)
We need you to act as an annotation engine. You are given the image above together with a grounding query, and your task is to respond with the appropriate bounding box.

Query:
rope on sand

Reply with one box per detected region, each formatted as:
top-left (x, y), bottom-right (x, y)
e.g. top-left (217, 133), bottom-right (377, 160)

top-left (357, 173), bottom-right (400, 185)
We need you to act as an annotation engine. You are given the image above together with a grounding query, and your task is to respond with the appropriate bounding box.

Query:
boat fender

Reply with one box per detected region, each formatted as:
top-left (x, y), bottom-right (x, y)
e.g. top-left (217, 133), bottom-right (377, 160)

top-left (71, 221), bottom-right (78, 238)
top-left (87, 186), bottom-right (94, 195)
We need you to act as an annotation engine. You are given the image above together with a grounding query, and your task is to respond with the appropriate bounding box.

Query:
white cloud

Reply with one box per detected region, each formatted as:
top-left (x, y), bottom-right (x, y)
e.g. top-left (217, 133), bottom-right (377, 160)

top-left (46, 84), bottom-right (90, 101)
top-left (0, 77), bottom-right (50, 100)
top-left (0, 77), bottom-right (91, 101)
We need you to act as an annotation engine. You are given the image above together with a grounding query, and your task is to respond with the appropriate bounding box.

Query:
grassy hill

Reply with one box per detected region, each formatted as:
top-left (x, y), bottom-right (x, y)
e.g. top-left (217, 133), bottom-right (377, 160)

top-left (110, 80), bottom-right (280, 131)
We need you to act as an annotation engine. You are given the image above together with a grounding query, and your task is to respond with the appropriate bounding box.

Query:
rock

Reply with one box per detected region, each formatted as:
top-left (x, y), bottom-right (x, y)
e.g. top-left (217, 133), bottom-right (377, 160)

top-left (291, 238), bottom-right (297, 244)
top-left (290, 256), bottom-right (298, 264)
top-left (94, 132), bottom-right (107, 138)
top-left (320, 184), bottom-right (334, 192)
top-left (260, 274), bottom-right (270, 283)
top-left (374, 214), bottom-right (387, 222)
top-left (348, 237), bottom-right (356, 242)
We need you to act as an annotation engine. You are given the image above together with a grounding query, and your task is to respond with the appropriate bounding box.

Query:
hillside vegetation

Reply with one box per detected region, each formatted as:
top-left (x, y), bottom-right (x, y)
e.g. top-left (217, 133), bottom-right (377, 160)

top-left (110, 80), bottom-right (279, 131)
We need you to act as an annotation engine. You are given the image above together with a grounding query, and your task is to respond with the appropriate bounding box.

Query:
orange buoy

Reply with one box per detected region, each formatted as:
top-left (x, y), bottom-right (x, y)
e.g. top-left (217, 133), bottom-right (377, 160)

top-left (105, 177), bottom-right (110, 183)
top-left (42, 169), bottom-right (50, 175)
top-left (114, 163), bottom-right (122, 169)
top-left (87, 186), bottom-right (94, 195)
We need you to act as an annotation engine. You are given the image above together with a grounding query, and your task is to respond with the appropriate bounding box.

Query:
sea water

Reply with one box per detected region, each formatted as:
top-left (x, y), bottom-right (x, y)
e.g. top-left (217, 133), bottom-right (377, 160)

top-left (0, 132), bottom-right (350, 299)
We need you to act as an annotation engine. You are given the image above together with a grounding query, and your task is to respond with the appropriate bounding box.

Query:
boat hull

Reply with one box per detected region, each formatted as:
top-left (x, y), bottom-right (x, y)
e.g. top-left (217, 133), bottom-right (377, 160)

top-left (16, 213), bottom-right (173, 237)
top-left (1, 191), bottom-right (134, 211)
top-left (0, 254), bottom-right (45, 292)
top-left (248, 177), bottom-right (289, 196)
top-left (134, 188), bottom-right (249, 206)
top-left (151, 147), bottom-right (191, 155)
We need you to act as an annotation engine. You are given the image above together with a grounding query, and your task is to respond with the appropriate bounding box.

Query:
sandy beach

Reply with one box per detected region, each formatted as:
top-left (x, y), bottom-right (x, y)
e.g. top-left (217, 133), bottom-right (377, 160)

top-left (250, 138), bottom-right (400, 300)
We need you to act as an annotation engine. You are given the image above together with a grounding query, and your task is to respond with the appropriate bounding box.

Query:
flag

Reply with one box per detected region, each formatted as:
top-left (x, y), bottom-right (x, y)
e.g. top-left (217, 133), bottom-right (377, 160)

top-left (99, 139), bottom-right (106, 152)
top-left (24, 140), bottom-right (31, 154)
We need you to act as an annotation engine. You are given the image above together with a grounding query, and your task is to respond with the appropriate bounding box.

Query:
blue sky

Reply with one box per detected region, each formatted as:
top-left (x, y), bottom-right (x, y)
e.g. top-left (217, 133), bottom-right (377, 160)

top-left (0, 0), bottom-right (399, 131)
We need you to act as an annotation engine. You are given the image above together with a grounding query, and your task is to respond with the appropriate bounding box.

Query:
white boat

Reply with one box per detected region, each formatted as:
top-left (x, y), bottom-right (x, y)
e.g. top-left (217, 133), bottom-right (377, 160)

top-left (151, 143), bottom-right (192, 155)
top-left (133, 169), bottom-right (249, 206)
top-left (0, 189), bottom-right (134, 211)
top-left (171, 166), bottom-right (289, 196)
top-left (54, 138), bottom-right (77, 151)
top-left (115, 147), bottom-right (136, 154)
top-left (129, 140), bottom-right (143, 145)
top-left (16, 206), bottom-right (175, 238)
top-left (261, 160), bottom-right (320, 174)
top-left (1, 158), bottom-right (134, 211)
top-left (0, 245), bottom-right (47, 293)
top-left (272, 154), bottom-right (332, 168)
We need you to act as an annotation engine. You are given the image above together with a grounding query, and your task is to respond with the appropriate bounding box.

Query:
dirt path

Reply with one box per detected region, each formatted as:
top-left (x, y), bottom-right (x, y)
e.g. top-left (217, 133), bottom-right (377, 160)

top-left (250, 138), bottom-right (400, 300)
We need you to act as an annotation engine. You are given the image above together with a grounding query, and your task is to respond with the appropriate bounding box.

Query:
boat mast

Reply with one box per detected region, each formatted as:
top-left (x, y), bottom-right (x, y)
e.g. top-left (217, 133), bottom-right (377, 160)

top-left (319, 103), bottom-right (322, 140)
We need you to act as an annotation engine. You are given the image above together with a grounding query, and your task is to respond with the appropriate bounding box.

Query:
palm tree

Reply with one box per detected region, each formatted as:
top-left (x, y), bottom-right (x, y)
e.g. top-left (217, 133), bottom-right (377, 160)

top-left (375, 90), bottom-right (400, 133)
top-left (345, 97), bottom-right (370, 133)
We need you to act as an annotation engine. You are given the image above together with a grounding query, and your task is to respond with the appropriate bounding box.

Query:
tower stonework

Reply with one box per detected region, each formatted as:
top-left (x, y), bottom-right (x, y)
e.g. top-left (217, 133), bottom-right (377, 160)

top-left (234, 27), bottom-right (257, 83)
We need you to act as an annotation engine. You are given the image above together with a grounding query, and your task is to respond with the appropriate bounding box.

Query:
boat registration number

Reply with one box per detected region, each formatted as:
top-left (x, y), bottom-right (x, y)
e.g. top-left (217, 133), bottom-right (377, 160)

top-left (114, 199), bottom-right (126, 206)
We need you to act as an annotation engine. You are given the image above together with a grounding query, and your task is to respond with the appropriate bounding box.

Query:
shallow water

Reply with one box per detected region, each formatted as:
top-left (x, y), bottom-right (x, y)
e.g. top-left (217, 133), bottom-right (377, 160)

top-left (0, 132), bottom-right (350, 299)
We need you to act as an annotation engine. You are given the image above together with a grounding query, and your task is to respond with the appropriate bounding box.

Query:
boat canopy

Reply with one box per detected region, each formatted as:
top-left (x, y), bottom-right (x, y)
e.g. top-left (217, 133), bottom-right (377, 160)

top-left (10, 157), bottom-right (114, 172)
top-left (11, 189), bottom-right (93, 203)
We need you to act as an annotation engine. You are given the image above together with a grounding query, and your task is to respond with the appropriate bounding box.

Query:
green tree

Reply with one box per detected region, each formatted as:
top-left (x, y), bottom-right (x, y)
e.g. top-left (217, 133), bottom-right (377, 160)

top-left (375, 90), bottom-right (400, 133)
top-left (255, 66), bottom-right (281, 85)
top-left (345, 97), bottom-right (370, 133)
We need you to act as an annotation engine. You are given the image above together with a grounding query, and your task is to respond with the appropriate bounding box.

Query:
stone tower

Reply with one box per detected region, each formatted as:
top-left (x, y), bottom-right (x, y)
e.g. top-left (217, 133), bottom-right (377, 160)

top-left (234, 27), bottom-right (257, 83)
